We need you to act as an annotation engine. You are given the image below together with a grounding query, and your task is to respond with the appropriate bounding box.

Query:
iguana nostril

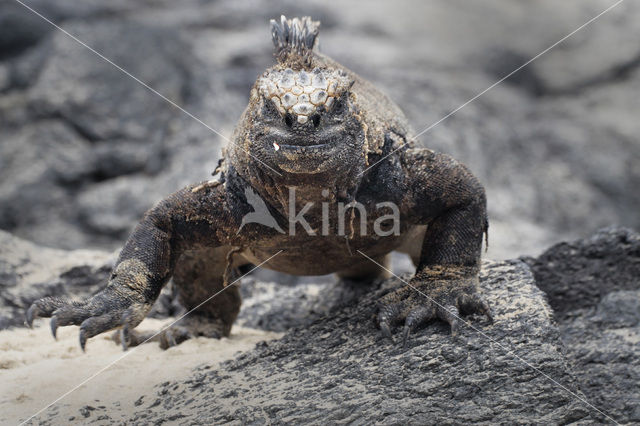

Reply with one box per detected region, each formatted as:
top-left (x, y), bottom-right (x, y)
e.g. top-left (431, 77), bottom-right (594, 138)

top-left (284, 113), bottom-right (294, 127)
top-left (311, 114), bottom-right (321, 128)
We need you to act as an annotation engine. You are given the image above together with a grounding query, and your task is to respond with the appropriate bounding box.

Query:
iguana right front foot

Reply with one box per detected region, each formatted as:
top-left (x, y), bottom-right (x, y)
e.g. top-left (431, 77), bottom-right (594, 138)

top-left (27, 261), bottom-right (155, 351)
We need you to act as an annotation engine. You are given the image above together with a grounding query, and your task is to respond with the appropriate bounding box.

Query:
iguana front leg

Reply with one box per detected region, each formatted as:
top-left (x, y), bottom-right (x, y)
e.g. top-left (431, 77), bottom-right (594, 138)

top-left (26, 182), bottom-right (238, 350)
top-left (378, 148), bottom-right (492, 343)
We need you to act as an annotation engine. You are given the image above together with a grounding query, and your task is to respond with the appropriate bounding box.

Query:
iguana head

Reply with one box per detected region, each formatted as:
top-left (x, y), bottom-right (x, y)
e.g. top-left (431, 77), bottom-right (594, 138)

top-left (231, 16), bottom-right (368, 181)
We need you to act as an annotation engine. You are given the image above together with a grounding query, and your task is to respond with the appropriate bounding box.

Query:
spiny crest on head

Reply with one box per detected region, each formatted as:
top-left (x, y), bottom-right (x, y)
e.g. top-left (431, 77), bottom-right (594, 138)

top-left (270, 15), bottom-right (320, 67)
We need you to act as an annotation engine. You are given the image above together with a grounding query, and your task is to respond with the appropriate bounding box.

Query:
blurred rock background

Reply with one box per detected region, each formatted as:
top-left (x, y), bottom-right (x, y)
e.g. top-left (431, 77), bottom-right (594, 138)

top-left (1, 0), bottom-right (639, 260)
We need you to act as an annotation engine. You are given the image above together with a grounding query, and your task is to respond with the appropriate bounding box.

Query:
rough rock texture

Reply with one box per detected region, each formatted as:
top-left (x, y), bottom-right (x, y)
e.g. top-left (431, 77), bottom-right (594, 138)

top-left (524, 227), bottom-right (640, 424)
top-left (122, 261), bottom-right (594, 424)
top-left (2, 1), bottom-right (640, 259)
top-left (238, 278), bottom-right (371, 332)
top-left (524, 227), bottom-right (640, 319)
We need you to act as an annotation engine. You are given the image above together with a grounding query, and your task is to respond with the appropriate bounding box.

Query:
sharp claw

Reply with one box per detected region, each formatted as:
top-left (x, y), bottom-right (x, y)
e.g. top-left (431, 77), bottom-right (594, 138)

top-left (167, 331), bottom-right (177, 348)
top-left (120, 327), bottom-right (129, 351)
top-left (440, 305), bottom-right (461, 337)
top-left (160, 335), bottom-right (168, 350)
top-left (26, 305), bottom-right (37, 328)
top-left (450, 320), bottom-right (460, 337)
top-left (380, 322), bottom-right (394, 342)
top-left (160, 330), bottom-right (177, 349)
top-left (50, 317), bottom-right (58, 340)
top-left (79, 329), bottom-right (87, 352)
top-left (403, 306), bottom-right (436, 345)
top-left (402, 325), bottom-right (411, 348)
top-left (485, 311), bottom-right (494, 324)
top-left (378, 303), bottom-right (400, 342)
top-left (482, 301), bottom-right (494, 324)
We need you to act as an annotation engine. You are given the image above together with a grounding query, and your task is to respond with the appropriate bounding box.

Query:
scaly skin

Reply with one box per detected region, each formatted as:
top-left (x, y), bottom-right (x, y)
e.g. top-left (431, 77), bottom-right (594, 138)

top-left (27, 16), bottom-right (491, 350)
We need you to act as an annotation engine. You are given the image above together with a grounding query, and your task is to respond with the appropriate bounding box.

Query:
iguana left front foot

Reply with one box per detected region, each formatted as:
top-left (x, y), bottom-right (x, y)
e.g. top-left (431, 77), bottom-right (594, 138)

top-left (378, 268), bottom-right (492, 345)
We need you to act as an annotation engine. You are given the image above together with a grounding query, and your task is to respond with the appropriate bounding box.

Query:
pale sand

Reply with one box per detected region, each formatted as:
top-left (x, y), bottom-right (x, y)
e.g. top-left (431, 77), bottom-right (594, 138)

top-left (0, 318), bottom-right (282, 424)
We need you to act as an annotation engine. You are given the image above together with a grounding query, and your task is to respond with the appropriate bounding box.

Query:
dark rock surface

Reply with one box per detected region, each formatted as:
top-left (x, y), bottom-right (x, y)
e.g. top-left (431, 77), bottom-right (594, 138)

top-left (1, 0), bottom-right (640, 259)
top-left (125, 261), bottom-right (594, 424)
top-left (524, 227), bottom-right (640, 319)
top-left (524, 227), bottom-right (640, 424)
top-left (559, 294), bottom-right (640, 424)
top-left (237, 278), bottom-right (364, 332)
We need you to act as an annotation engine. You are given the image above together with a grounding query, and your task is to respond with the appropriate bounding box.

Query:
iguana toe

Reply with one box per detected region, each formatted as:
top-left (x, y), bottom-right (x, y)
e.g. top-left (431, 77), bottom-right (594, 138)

top-left (377, 276), bottom-right (492, 345)
top-left (26, 288), bottom-right (150, 352)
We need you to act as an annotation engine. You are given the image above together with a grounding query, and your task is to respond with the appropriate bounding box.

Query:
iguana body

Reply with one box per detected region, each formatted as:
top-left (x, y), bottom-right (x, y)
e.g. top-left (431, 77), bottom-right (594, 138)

top-left (28, 16), bottom-right (491, 350)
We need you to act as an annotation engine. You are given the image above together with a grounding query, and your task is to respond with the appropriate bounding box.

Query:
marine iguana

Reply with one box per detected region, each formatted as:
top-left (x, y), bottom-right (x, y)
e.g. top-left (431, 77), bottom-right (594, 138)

top-left (27, 16), bottom-right (491, 350)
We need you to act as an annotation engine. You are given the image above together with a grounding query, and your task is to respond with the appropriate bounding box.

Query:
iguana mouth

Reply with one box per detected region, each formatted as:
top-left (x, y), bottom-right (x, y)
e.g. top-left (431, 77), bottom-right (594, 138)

top-left (276, 142), bottom-right (330, 151)
top-left (272, 139), bottom-right (337, 157)
top-left (258, 123), bottom-right (355, 174)
top-left (265, 124), bottom-right (343, 148)
top-left (268, 138), bottom-right (340, 174)
top-left (268, 136), bottom-right (332, 148)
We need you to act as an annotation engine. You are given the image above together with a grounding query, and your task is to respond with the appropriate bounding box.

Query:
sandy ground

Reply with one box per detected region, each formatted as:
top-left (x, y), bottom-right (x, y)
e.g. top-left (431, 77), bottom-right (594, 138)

top-left (0, 318), bottom-right (282, 424)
